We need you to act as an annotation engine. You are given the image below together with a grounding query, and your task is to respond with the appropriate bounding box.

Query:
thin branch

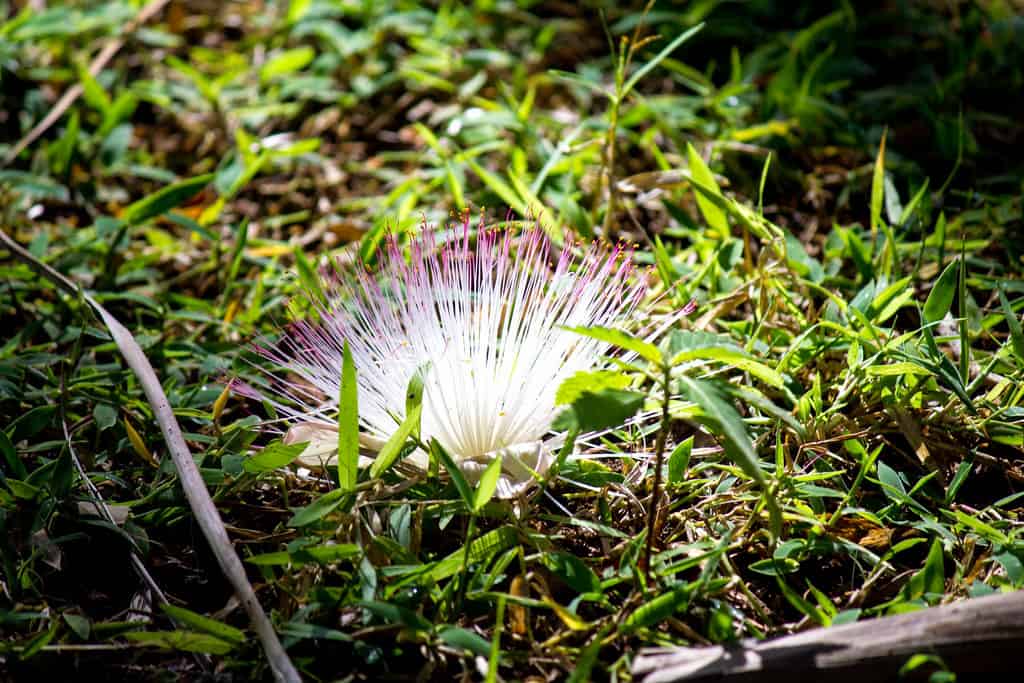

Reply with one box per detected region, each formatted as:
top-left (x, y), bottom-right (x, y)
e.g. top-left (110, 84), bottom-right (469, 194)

top-left (1, 230), bottom-right (301, 683)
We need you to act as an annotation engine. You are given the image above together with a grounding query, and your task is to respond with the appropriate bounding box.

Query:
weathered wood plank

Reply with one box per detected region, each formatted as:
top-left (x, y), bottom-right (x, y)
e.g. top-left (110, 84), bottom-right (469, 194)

top-left (633, 590), bottom-right (1024, 682)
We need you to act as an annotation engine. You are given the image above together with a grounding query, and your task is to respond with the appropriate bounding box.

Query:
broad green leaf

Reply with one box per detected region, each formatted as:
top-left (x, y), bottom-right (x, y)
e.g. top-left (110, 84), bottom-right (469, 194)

top-left (287, 488), bottom-right (346, 527)
top-left (260, 46), bottom-right (315, 82)
top-left (667, 436), bottom-right (694, 486)
top-left (552, 388), bottom-right (645, 433)
top-left (923, 259), bottom-right (959, 324)
top-left (686, 142), bottom-right (729, 236)
top-left (123, 630), bottom-right (235, 655)
top-left (160, 604), bottom-right (246, 645)
top-left (337, 341), bottom-right (359, 491)
top-left (358, 600), bottom-right (432, 632)
top-left (93, 402), bottom-right (117, 431)
top-left (669, 334), bottom-right (786, 388)
top-left (620, 583), bottom-right (691, 634)
top-left (428, 526), bottom-right (519, 582)
top-left (246, 543), bottom-right (361, 566)
top-left (438, 626), bottom-right (491, 658)
top-left (564, 325), bottom-right (661, 364)
top-left (900, 538), bottom-right (945, 601)
top-left (369, 365), bottom-right (428, 478)
top-left (432, 439), bottom-right (474, 510)
top-left (541, 552), bottom-right (600, 594)
top-left (121, 173), bottom-right (213, 225)
top-left (678, 376), bottom-right (763, 486)
top-left (243, 440), bottom-right (308, 473)
top-left (286, 0), bottom-right (311, 22)
top-left (369, 404), bottom-right (421, 478)
top-left (472, 453), bottom-right (503, 512)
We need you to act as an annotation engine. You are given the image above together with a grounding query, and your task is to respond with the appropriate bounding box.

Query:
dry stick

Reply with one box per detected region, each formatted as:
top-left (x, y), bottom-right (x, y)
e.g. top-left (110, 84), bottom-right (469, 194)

top-left (3, 0), bottom-right (172, 166)
top-left (632, 588), bottom-right (1024, 683)
top-left (1, 231), bottom-right (301, 683)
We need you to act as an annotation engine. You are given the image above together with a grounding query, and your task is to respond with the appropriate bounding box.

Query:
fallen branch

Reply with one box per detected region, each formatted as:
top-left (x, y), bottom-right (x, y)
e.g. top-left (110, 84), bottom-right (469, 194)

top-left (1, 230), bottom-right (301, 683)
top-left (632, 589), bottom-right (1024, 683)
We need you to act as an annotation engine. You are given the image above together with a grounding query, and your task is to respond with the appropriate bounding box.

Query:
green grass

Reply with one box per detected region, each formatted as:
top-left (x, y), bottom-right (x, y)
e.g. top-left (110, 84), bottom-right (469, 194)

top-left (2, 1), bottom-right (1024, 680)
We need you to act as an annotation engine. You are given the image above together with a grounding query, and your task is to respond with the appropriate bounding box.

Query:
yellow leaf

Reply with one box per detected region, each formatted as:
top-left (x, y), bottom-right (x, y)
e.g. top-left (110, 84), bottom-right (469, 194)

top-left (211, 383), bottom-right (231, 422)
top-left (123, 417), bottom-right (159, 467)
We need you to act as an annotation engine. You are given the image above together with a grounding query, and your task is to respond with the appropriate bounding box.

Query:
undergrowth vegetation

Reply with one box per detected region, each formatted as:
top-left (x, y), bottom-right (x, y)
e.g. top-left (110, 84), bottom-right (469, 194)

top-left (2, 1), bottom-right (1023, 680)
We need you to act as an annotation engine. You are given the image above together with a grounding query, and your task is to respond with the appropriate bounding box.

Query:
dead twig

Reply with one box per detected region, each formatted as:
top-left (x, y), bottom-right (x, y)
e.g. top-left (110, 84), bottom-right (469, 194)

top-left (0, 230), bottom-right (301, 683)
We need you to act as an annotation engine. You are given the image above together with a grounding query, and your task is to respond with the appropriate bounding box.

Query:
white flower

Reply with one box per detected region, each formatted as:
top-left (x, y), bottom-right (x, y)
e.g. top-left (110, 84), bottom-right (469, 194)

top-left (236, 219), bottom-right (646, 497)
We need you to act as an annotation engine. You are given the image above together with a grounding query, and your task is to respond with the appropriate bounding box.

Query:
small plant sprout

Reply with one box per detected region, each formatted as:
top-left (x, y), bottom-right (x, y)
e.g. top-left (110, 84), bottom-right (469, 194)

top-left (236, 217), bottom-right (647, 498)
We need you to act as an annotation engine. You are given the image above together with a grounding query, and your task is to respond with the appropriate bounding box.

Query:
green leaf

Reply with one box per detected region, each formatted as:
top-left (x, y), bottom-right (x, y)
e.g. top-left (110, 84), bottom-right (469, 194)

top-left (678, 376), bottom-right (763, 486)
top-left (998, 287), bottom-right (1024, 364)
top-left (292, 246), bottom-right (326, 305)
top-left (923, 259), bottom-right (959, 324)
top-left (287, 488), bottom-right (346, 527)
top-left (686, 142), bottom-right (729, 236)
top-left (667, 436), bottom-right (694, 486)
top-left (8, 404), bottom-right (56, 443)
top-left (620, 583), bottom-right (691, 634)
top-left (63, 613), bottom-right (91, 640)
top-left (668, 330), bottom-right (786, 388)
top-left (541, 552), bottom-right (601, 594)
top-left (121, 173), bottom-right (213, 225)
top-left (870, 131), bottom-right (886, 235)
top-left (260, 46), bottom-right (315, 82)
top-left (78, 64), bottom-right (111, 114)
top-left (369, 365), bottom-right (429, 478)
top-left (357, 600), bottom-right (431, 632)
top-left (49, 110), bottom-right (79, 175)
top-left (564, 325), bottom-right (661, 364)
top-left (553, 389), bottom-right (645, 433)
top-left (472, 453), bottom-right (503, 512)
top-left (123, 630), bottom-right (236, 655)
top-left (901, 537), bottom-right (945, 601)
top-left (405, 363), bottom-right (429, 416)
top-left (243, 440), bottom-right (308, 473)
top-left (93, 403), bottom-right (117, 432)
top-left (622, 24), bottom-right (704, 98)
top-left (776, 576), bottom-right (828, 626)
top-left (246, 543), bottom-right (361, 566)
top-left (556, 370), bottom-right (631, 405)
top-left (160, 604), bottom-right (246, 646)
top-left (432, 439), bottom-right (474, 510)
top-left (368, 404), bottom-right (421, 479)
top-left (429, 526), bottom-right (519, 582)
top-left (466, 159), bottom-right (527, 216)
top-left (337, 341), bottom-right (359, 491)
top-left (438, 626), bottom-right (492, 658)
